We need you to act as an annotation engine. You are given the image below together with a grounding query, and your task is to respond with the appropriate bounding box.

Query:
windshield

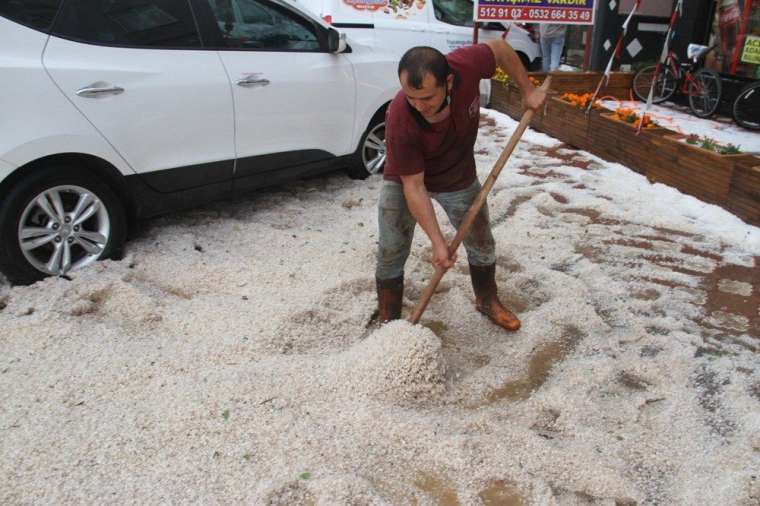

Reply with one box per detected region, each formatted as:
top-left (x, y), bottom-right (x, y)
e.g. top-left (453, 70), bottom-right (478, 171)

top-left (432, 0), bottom-right (474, 27)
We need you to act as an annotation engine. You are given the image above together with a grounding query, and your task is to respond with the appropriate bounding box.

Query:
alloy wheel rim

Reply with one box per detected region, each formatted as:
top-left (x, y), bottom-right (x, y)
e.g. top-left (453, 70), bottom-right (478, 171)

top-left (362, 122), bottom-right (386, 175)
top-left (18, 185), bottom-right (110, 276)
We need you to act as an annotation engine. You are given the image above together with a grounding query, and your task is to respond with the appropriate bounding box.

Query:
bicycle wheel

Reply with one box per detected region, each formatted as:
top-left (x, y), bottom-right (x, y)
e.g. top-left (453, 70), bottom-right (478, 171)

top-left (688, 69), bottom-right (722, 118)
top-left (633, 65), bottom-right (678, 103)
top-left (733, 81), bottom-right (760, 131)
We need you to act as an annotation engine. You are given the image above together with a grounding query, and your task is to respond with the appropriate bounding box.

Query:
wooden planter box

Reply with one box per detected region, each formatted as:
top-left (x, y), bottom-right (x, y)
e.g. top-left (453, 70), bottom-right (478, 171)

top-left (491, 72), bottom-right (633, 133)
top-left (490, 79), bottom-right (544, 130)
top-left (486, 70), bottom-right (758, 225)
top-left (538, 72), bottom-right (632, 99)
top-left (732, 155), bottom-right (760, 194)
top-left (540, 98), bottom-right (611, 151)
top-left (727, 158), bottom-right (760, 225)
top-left (490, 80), bottom-right (523, 120)
top-left (512, 71), bottom-right (632, 98)
top-left (489, 79), bottom-right (509, 111)
top-left (646, 135), bottom-right (747, 205)
top-left (589, 113), bottom-right (673, 175)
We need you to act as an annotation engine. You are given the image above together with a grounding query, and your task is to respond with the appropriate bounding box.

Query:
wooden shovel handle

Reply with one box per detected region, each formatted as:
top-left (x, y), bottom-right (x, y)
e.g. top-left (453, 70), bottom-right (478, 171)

top-left (408, 76), bottom-right (552, 325)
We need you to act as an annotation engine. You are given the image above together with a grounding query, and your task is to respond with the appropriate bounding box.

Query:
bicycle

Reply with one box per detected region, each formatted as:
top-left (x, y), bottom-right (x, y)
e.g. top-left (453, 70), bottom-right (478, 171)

top-left (632, 44), bottom-right (722, 119)
top-left (732, 80), bottom-right (760, 131)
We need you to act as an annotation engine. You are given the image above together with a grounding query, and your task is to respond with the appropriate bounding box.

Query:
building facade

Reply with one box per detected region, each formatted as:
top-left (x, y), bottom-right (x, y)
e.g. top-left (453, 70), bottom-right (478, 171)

top-left (585, 0), bottom-right (758, 79)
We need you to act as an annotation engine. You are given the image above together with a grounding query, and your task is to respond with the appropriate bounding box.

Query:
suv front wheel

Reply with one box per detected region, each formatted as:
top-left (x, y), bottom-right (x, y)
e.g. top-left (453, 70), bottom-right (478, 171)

top-left (348, 117), bottom-right (386, 180)
top-left (0, 165), bottom-right (126, 285)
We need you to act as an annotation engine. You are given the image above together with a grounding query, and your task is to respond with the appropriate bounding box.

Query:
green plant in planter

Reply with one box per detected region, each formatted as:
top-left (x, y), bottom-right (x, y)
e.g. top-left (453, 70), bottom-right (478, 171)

top-left (719, 143), bottom-right (742, 155)
top-left (682, 133), bottom-right (742, 154)
top-left (700, 137), bottom-right (718, 152)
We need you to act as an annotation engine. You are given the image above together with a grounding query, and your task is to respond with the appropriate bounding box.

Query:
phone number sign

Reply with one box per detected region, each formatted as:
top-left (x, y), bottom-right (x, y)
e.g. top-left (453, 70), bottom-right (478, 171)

top-left (475, 0), bottom-right (596, 24)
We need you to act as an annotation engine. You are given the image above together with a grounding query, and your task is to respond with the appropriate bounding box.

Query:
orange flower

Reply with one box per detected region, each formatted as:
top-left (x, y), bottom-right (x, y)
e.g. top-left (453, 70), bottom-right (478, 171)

top-left (612, 107), bottom-right (658, 128)
top-left (560, 92), bottom-right (599, 109)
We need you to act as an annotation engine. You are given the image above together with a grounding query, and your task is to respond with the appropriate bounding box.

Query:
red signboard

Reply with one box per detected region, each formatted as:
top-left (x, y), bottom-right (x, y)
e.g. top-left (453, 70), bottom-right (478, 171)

top-left (475, 1), bottom-right (596, 24)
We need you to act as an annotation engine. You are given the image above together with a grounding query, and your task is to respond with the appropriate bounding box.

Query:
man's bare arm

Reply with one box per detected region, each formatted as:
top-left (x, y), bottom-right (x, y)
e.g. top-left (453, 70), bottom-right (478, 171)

top-left (400, 173), bottom-right (456, 269)
top-left (486, 39), bottom-right (546, 111)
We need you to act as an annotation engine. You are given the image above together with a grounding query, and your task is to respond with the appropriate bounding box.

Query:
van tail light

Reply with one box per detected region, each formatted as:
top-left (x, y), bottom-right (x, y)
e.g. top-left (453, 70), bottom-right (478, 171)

top-left (323, 15), bottom-right (332, 24)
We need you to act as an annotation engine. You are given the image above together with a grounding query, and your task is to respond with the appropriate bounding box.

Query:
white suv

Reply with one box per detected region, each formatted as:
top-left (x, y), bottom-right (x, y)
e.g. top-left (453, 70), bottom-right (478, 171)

top-left (0, 0), bottom-right (398, 284)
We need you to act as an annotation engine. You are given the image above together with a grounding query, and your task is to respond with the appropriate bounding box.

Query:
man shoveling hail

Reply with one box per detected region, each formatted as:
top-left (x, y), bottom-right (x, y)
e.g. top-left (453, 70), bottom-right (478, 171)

top-left (375, 40), bottom-right (546, 331)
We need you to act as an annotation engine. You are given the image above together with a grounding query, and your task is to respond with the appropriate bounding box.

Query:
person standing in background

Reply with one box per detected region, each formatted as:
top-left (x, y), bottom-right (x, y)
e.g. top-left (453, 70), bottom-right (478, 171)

top-left (539, 23), bottom-right (568, 71)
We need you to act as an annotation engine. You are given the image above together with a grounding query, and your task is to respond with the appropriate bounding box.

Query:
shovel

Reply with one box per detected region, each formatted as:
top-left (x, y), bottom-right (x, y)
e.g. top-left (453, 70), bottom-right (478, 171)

top-left (408, 76), bottom-right (552, 325)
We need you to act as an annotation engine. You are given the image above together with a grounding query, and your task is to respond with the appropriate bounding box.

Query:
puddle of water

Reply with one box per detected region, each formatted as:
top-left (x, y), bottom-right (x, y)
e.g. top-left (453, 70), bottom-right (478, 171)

top-left (518, 167), bottom-right (568, 180)
top-left (632, 288), bottom-right (660, 301)
top-left (652, 225), bottom-right (698, 239)
top-left (604, 237), bottom-right (655, 251)
top-left (533, 144), bottom-right (592, 170)
top-left (697, 256), bottom-right (759, 340)
top-left (635, 233), bottom-right (678, 244)
top-left (504, 194), bottom-right (534, 219)
top-left (414, 472), bottom-right (460, 506)
top-left (478, 480), bottom-right (525, 506)
top-left (561, 207), bottom-right (624, 226)
top-left (574, 244), bottom-right (604, 263)
top-left (681, 244), bottom-right (722, 262)
top-left (480, 326), bottom-right (584, 405)
top-left (636, 276), bottom-right (691, 290)
top-left (424, 320), bottom-right (449, 336)
top-left (550, 192), bottom-right (569, 204)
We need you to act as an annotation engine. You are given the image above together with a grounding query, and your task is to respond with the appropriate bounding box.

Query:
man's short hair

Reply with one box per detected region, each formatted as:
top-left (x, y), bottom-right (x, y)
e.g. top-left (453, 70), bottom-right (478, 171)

top-left (398, 46), bottom-right (450, 88)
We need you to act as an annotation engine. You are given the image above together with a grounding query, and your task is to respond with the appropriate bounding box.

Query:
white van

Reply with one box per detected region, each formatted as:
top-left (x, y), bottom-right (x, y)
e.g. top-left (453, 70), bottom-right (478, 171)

top-left (293, 0), bottom-right (541, 66)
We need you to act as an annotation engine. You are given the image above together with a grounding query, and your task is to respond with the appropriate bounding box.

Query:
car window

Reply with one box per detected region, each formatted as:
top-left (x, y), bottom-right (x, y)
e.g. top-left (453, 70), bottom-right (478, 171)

top-left (432, 0), bottom-right (474, 27)
top-left (207, 0), bottom-right (320, 51)
top-left (0, 0), bottom-right (62, 31)
top-left (52, 0), bottom-right (202, 48)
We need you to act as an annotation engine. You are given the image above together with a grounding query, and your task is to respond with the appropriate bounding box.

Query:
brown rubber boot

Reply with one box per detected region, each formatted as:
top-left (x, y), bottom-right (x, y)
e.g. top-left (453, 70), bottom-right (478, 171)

top-left (376, 275), bottom-right (404, 323)
top-left (469, 263), bottom-right (521, 331)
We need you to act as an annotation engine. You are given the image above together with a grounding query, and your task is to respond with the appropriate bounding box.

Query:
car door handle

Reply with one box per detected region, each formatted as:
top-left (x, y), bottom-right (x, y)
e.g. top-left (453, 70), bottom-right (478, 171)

top-left (237, 74), bottom-right (270, 87)
top-left (75, 85), bottom-right (125, 98)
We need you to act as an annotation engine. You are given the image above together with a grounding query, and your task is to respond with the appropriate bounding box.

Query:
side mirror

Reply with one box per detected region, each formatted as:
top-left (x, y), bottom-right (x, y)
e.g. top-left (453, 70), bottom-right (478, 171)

top-left (327, 27), bottom-right (347, 53)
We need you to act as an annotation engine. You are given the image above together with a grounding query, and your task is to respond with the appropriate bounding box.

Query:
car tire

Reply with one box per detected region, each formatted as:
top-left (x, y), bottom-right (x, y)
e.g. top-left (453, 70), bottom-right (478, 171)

top-left (0, 164), bottom-right (127, 285)
top-left (347, 116), bottom-right (386, 180)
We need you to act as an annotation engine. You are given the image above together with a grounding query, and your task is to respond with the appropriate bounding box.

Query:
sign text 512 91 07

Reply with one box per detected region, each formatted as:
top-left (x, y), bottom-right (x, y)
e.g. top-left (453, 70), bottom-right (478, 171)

top-left (474, 0), bottom-right (596, 25)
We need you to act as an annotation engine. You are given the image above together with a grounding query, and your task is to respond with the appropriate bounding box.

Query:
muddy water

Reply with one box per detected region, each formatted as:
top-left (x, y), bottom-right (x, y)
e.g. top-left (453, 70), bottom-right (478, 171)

top-left (470, 325), bottom-right (584, 407)
top-left (414, 472), bottom-right (460, 506)
top-left (478, 479), bottom-right (525, 505)
top-left (412, 473), bottom-right (527, 505)
top-left (424, 319), bottom-right (449, 337)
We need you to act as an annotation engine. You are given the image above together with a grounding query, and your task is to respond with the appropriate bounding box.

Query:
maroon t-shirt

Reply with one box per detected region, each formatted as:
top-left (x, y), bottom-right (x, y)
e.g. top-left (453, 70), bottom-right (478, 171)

top-left (383, 44), bottom-right (496, 192)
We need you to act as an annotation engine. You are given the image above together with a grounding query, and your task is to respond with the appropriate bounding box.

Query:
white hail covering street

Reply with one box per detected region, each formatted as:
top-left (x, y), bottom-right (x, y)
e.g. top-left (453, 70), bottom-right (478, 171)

top-left (1, 109), bottom-right (758, 504)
